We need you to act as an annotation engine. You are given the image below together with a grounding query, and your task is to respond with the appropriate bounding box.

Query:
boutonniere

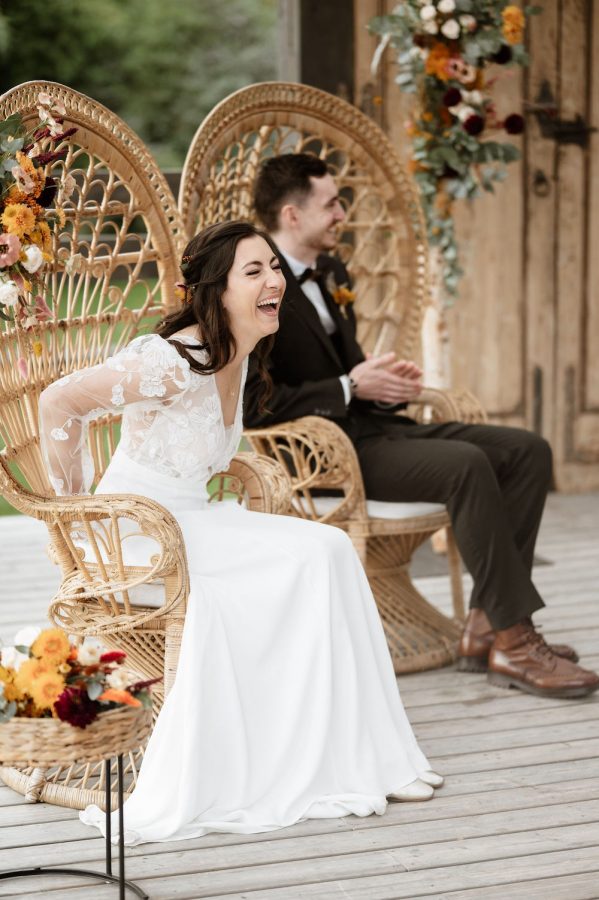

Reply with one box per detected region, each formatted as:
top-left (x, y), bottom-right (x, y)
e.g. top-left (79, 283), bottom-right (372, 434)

top-left (324, 272), bottom-right (356, 319)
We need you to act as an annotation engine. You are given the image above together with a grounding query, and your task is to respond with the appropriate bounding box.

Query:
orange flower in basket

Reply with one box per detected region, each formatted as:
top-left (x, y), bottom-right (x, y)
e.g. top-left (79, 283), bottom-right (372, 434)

top-left (29, 670), bottom-right (66, 710)
top-left (31, 628), bottom-right (71, 665)
top-left (98, 688), bottom-right (142, 707)
top-left (14, 657), bottom-right (51, 694)
top-left (0, 665), bottom-right (22, 703)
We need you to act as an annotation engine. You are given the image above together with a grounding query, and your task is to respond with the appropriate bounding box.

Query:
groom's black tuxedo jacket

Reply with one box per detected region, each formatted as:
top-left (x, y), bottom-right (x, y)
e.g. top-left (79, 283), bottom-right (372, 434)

top-left (244, 253), bottom-right (410, 442)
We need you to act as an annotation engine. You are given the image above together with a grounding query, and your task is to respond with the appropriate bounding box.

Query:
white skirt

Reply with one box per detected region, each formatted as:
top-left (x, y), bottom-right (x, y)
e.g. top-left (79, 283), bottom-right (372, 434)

top-left (80, 449), bottom-right (431, 844)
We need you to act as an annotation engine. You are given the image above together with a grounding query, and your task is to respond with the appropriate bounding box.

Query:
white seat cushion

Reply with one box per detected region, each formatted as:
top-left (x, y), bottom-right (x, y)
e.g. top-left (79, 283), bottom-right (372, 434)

top-left (310, 496), bottom-right (446, 520)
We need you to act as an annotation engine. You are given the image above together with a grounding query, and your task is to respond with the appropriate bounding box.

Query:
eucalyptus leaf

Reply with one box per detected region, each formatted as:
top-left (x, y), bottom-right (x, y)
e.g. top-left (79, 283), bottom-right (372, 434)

top-left (1, 137), bottom-right (24, 153)
top-left (87, 680), bottom-right (104, 701)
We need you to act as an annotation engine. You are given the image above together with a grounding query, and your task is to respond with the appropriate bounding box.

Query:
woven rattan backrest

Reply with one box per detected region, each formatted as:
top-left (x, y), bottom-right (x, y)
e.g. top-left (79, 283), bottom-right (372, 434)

top-left (0, 81), bottom-right (185, 498)
top-left (179, 82), bottom-right (429, 359)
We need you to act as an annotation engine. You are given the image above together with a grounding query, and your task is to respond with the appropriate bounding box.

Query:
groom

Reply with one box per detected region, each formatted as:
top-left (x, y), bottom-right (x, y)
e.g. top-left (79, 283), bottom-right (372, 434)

top-left (244, 152), bottom-right (598, 700)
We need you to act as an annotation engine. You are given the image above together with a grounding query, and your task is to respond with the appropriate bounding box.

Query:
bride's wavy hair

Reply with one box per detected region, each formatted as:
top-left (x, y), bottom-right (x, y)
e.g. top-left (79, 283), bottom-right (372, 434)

top-left (157, 220), bottom-right (280, 412)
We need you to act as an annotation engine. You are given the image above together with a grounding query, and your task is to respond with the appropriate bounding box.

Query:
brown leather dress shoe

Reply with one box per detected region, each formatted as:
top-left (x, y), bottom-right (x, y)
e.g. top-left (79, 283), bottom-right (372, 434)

top-left (457, 608), bottom-right (579, 673)
top-left (487, 621), bottom-right (599, 699)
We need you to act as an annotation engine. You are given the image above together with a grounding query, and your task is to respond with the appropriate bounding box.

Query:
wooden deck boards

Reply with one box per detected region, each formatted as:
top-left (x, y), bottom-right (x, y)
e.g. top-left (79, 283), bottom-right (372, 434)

top-left (0, 491), bottom-right (597, 899)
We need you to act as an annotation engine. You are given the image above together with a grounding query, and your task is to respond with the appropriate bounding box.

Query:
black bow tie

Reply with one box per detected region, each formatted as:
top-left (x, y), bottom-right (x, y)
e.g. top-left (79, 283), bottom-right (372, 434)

top-left (297, 266), bottom-right (325, 285)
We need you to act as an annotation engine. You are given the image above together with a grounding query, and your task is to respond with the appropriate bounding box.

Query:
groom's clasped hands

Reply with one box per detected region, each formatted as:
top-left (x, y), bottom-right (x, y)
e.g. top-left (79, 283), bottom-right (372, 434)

top-left (349, 351), bottom-right (423, 404)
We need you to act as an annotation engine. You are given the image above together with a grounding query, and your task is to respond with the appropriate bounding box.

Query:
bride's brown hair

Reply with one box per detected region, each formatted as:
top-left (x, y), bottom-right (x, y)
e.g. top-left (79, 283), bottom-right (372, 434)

top-left (156, 220), bottom-right (279, 411)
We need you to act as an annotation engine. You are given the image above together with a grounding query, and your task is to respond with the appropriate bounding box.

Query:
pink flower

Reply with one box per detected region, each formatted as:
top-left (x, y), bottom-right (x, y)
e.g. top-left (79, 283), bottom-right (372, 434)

top-left (34, 294), bottom-right (53, 321)
top-left (0, 232), bottom-right (21, 267)
top-left (11, 165), bottom-right (35, 194)
top-left (17, 358), bottom-right (28, 379)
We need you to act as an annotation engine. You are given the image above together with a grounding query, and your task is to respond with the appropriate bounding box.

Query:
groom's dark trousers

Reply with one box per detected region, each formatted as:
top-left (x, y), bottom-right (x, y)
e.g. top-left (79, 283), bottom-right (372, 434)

top-left (244, 253), bottom-right (551, 631)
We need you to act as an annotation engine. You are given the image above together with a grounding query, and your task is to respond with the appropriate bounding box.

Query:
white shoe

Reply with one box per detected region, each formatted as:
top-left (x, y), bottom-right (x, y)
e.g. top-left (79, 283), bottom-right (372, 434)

top-left (388, 778), bottom-right (434, 802)
top-left (419, 769), bottom-right (444, 788)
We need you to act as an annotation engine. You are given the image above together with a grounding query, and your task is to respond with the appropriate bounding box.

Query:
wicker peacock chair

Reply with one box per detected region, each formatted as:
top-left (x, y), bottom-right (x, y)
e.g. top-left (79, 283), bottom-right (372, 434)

top-left (0, 81), bottom-right (290, 810)
top-left (179, 81), bottom-right (488, 675)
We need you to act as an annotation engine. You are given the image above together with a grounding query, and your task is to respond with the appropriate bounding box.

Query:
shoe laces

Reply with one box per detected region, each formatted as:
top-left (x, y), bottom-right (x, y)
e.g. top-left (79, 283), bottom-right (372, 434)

top-left (522, 621), bottom-right (553, 657)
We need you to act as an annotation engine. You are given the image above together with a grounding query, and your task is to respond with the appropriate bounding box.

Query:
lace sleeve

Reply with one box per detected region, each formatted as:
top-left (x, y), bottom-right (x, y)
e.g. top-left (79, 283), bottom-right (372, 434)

top-left (39, 334), bottom-right (193, 496)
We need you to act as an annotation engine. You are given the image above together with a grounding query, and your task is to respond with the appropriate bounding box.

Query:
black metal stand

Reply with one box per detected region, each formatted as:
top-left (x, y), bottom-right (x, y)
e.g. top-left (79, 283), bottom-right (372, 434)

top-left (0, 753), bottom-right (148, 899)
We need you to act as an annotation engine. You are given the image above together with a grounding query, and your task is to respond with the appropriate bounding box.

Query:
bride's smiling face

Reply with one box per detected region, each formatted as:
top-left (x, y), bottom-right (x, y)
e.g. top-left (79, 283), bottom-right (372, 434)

top-left (221, 235), bottom-right (285, 343)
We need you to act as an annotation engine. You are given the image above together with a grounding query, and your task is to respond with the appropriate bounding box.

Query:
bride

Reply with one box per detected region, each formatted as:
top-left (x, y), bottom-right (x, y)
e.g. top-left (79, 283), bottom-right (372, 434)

top-left (39, 220), bottom-right (442, 845)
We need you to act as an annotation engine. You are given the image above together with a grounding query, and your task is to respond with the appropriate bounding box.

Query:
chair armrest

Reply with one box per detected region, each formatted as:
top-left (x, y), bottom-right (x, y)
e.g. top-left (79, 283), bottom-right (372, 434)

top-left (408, 387), bottom-right (488, 425)
top-left (210, 452), bottom-right (292, 515)
top-left (244, 416), bottom-right (367, 524)
top-left (42, 491), bottom-right (189, 636)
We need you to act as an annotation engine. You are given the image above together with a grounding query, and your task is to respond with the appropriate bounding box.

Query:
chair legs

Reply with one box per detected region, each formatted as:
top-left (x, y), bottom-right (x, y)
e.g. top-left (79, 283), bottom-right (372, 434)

top-left (366, 532), bottom-right (460, 674)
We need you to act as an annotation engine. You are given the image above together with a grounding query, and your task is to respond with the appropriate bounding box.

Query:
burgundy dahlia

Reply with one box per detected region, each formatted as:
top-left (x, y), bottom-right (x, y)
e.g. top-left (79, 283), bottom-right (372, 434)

top-left (463, 114), bottom-right (485, 136)
top-left (54, 686), bottom-right (98, 728)
top-left (38, 177), bottom-right (57, 208)
top-left (504, 113), bottom-right (525, 135)
top-left (443, 88), bottom-right (462, 108)
top-left (492, 45), bottom-right (513, 65)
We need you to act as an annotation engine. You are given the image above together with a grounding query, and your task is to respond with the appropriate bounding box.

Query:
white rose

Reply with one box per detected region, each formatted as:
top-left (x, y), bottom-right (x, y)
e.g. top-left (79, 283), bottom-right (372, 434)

top-left (459, 14), bottom-right (477, 30)
top-left (457, 104), bottom-right (477, 122)
top-left (463, 90), bottom-right (483, 105)
top-left (420, 5), bottom-right (437, 21)
top-left (78, 642), bottom-right (102, 665)
top-left (14, 625), bottom-right (41, 647)
top-left (438, 0), bottom-right (456, 12)
top-left (22, 245), bottom-right (44, 274)
top-left (423, 19), bottom-right (439, 33)
top-left (106, 667), bottom-right (132, 691)
top-left (0, 278), bottom-right (20, 308)
top-left (441, 18), bottom-right (460, 39)
top-left (1, 645), bottom-right (30, 671)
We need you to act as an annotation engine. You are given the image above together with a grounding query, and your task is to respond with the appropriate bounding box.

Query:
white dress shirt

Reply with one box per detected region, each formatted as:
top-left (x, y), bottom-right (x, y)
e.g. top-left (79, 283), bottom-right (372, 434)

top-left (281, 251), bottom-right (352, 404)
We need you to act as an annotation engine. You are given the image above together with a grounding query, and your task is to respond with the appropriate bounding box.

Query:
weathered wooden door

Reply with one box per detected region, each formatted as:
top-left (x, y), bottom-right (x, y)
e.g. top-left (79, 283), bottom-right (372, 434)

top-left (353, 0), bottom-right (599, 491)
top-left (525, 0), bottom-right (599, 490)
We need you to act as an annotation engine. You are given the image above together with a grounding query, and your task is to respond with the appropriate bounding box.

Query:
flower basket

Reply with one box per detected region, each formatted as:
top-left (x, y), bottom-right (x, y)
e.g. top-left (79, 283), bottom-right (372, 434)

top-left (0, 706), bottom-right (152, 768)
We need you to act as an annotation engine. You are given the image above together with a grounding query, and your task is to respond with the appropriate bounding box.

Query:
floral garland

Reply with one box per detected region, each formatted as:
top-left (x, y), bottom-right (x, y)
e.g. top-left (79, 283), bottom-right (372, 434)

top-left (0, 626), bottom-right (158, 729)
top-left (370, 1), bottom-right (539, 299)
top-left (0, 92), bottom-right (76, 354)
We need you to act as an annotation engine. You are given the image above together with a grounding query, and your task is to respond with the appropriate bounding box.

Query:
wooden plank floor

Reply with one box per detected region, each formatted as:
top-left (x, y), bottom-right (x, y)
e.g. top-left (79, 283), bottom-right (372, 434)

top-left (0, 492), bottom-right (598, 899)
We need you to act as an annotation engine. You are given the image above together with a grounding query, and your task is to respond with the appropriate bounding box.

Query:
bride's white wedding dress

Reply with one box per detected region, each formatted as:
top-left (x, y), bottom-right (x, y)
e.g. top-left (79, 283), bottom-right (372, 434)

top-left (40, 332), bottom-right (432, 845)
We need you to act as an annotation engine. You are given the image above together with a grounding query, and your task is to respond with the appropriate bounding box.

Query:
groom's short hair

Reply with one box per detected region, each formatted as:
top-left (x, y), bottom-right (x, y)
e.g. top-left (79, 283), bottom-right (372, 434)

top-left (253, 154), bottom-right (330, 232)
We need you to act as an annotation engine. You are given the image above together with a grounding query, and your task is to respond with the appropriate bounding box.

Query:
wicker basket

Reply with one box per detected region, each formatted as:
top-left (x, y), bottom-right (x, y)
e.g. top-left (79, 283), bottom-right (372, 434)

top-left (0, 707), bottom-right (152, 768)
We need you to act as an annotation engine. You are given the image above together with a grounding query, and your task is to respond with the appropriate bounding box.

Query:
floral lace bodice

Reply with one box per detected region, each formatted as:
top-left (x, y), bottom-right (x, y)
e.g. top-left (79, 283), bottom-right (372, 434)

top-left (39, 333), bottom-right (247, 495)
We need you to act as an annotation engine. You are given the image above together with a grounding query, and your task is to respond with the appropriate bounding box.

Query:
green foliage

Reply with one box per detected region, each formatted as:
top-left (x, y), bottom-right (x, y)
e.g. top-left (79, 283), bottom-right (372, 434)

top-left (0, 0), bottom-right (277, 167)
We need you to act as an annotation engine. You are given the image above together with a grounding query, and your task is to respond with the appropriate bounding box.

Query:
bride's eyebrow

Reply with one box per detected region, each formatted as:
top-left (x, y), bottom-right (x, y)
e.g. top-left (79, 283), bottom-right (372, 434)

top-left (242, 260), bottom-right (264, 269)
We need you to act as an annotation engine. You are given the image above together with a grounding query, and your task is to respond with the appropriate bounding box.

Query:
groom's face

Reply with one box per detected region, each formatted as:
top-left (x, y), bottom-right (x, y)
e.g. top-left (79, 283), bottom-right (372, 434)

top-left (293, 174), bottom-right (346, 254)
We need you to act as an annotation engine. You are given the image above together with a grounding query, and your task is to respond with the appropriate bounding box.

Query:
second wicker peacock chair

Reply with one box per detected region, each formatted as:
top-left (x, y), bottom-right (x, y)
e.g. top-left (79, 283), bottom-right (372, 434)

top-left (179, 81), bottom-right (489, 675)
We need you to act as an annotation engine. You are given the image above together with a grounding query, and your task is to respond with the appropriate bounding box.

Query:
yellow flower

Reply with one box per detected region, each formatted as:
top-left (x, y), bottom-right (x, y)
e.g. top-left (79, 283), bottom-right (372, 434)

top-left (31, 628), bottom-right (71, 665)
top-left (14, 657), bottom-right (51, 694)
top-left (31, 220), bottom-right (52, 252)
top-left (55, 207), bottom-right (66, 228)
top-left (28, 670), bottom-right (65, 710)
top-left (0, 665), bottom-right (23, 702)
top-left (1, 203), bottom-right (36, 238)
top-left (425, 43), bottom-right (451, 81)
top-left (32, 341), bottom-right (43, 357)
top-left (502, 5), bottom-right (525, 44)
top-left (15, 152), bottom-right (43, 197)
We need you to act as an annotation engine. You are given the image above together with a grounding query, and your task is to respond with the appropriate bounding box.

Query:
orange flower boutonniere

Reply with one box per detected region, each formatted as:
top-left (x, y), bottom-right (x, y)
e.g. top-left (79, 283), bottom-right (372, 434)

top-left (325, 272), bottom-right (356, 319)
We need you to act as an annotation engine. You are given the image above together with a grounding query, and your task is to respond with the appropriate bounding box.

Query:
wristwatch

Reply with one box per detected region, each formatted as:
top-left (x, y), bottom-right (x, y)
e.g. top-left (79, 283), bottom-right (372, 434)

top-left (349, 375), bottom-right (358, 397)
